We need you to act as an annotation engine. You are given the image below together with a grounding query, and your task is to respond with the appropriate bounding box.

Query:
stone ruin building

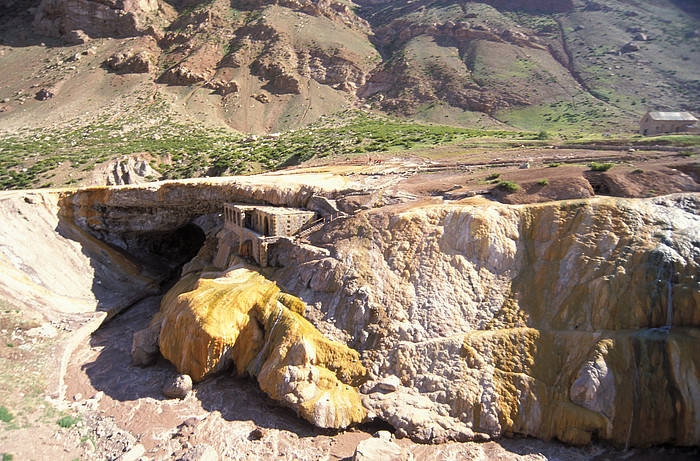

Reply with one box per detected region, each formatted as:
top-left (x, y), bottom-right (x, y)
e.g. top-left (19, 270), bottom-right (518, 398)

top-left (222, 203), bottom-right (317, 267)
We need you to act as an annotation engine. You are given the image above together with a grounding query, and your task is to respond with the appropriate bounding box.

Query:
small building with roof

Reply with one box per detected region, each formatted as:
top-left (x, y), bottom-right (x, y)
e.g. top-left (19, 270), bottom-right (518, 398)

top-left (639, 111), bottom-right (699, 136)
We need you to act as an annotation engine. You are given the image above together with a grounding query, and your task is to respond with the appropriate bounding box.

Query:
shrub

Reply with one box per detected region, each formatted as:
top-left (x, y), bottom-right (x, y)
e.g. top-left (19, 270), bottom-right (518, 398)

top-left (537, 130), bottom-right (550, 140)
top-left (547, 162), bottom-right (560, 168)
top-left (497, 180), bottom-right (519, 192)
top-left (57, 415), bottom-right (81, 428)
top-left (2, 453), bottom-right (14, 461)
top-left (537, 179), bottom-right (549, 186)
top-left (589, 162), bottom-right (614, 172)
top-left (486, 172), bottom-right (501, 180)
top-left (0, 406), bottom-right (13, 423)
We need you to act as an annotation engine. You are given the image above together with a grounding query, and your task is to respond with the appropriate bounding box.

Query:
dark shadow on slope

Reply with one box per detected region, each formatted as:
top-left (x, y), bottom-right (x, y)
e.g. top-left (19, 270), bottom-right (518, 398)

top-left (671, 0), bottom-right (700, 19)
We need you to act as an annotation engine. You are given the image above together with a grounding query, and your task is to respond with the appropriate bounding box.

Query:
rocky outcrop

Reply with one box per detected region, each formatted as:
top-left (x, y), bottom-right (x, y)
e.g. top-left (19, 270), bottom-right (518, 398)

top-left (273, 193), bottom-right (700, 446)
top-left (233, 0), bottom-right (370, 31)
top-left (143, 258), bottom-right (367, 428)
top-left (372, 20), bottom-right (547, 52)
top-left (0, 190), bottom-right (162, 320)
top-left (222, 21), bottom-right (373, 95)
top-left (105, 51), bottom-right (155, 74)
top-left (33, 0), bottom-right (160, 39)
top-left (59, 174), bottom-right (352, 253)
top-left (356, 0), bottom-right (572, 13)
top-left (360, 18), bottom-right (550, 114)
top-left (103, 157), bottom-right (158, 185)
top-left (56, 175), bottom-right (700, 446)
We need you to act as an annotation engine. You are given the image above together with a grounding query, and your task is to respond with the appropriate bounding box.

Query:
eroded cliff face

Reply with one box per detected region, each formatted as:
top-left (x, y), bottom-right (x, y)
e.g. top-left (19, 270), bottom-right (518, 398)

top-left (273, 194), bottom-right (700, 446)
top-left (34, 0), bottom-right (163, 39)
top-left (54, 175), bottom-right (700, 447)
top-left (0, 189), bottom-right (162, 320)
top-left (59, 173), bottom-right (352, 254)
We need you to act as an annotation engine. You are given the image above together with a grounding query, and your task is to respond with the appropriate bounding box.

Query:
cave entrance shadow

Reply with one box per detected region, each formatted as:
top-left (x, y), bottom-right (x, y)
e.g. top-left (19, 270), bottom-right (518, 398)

top-left (54, 206), bottom-right (208, 319)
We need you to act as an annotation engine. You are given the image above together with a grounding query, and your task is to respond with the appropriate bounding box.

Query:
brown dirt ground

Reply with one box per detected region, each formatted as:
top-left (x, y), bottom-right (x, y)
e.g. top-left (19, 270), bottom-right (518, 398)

top-left (322, 146), bottom-right (700, 204)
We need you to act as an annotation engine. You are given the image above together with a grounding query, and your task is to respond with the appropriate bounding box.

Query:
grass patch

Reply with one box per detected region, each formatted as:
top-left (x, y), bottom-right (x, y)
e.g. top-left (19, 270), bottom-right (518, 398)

top-left (537, 179), bottom-right (549, 186)
top-left (547, 162), bottom-right (561, 168)
top-left (56, 415), bottom-right (81, 429)
top-left (589, 162), bottom-right (614, 172)
top-left (486, 172), bottom-right (501, 180)
top-left (0, 406), bottom-right (13, 423)
top-left (0, 109), bottom-right (534, 189)
top-left (497, 180), bottom-right (519, 192)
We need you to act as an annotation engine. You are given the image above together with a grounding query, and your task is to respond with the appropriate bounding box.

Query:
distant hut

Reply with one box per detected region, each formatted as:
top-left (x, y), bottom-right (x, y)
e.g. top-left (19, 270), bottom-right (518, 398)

top-left (639, 111), bottom-right (699, 136)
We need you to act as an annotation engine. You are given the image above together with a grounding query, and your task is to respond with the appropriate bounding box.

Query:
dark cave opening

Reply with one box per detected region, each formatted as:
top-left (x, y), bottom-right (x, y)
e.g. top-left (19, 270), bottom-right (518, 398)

top-left (121, 222), bottom-right (208, 283)
top-left (150, 223), bottom-right (207, 265)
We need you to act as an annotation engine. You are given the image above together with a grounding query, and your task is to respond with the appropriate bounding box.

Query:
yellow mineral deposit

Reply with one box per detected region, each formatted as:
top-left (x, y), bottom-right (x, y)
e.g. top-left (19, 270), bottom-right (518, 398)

top-left (154, 260), bottom-right (367, 429)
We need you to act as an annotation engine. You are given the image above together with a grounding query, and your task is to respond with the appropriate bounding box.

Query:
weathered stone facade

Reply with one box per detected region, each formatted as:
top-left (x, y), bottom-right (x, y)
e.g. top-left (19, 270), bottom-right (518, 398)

top-left (223, 203), bottom-right (316, 267)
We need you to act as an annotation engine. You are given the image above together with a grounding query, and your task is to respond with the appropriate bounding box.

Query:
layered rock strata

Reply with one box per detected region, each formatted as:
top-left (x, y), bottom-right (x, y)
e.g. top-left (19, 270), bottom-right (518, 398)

top-left (34, 0), bottom-right (161, 39)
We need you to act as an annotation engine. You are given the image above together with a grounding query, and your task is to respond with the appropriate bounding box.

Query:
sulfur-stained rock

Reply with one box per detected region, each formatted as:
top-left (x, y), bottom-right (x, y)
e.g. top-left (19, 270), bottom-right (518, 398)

top-left (150, 260), bottom-right (367, 429)
top-left (275, 193), bottom-right (700, 447)
top-left (55, 175), bottom-right (699, 447)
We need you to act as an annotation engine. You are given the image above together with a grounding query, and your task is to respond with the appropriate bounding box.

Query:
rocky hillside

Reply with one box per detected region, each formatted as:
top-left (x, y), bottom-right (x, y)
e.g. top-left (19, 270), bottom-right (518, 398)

top-left (0, 0), bottom-right (698, 135)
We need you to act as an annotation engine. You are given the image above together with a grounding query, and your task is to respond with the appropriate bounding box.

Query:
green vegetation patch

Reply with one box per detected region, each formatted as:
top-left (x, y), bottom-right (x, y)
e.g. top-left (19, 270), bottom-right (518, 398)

top-left (56, 414), bottom-right (81, 428)
top-left (1, 109), bottom-right (533, 190)
top-left (497, 180), bottom-right (519, 192)
top-left (0, 405), bottom-right (13, 423)
top-left (589, 162), bottom-right (614, 172)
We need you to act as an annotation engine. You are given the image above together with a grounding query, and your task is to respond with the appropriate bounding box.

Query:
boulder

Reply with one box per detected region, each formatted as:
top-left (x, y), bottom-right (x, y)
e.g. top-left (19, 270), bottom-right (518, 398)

top-left (352, 437), bottom-right (412, 461)
top-left (622, 42), bottom-right (641, 52)
top-left (64, 29), bottom-right (90, 44)
top-left (180, 444), bottom-right (218, 461)
top-left (35, 88), bottom-right (54, 101)
top-left (131, 321), bottom-right (161, 366)
top-left (162, 374), bottom-right (193, 399)
top-left (378, 375), bottom-right (401, 392)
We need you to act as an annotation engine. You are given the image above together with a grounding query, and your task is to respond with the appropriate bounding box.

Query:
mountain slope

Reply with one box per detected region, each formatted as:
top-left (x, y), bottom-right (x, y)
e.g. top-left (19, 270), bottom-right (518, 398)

top-left (0, 0), bottom-right (698, 135)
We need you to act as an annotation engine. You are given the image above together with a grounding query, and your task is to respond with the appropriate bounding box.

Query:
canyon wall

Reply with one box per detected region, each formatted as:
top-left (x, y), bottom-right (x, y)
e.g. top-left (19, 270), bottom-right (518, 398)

top-left (0, 189), bottom-right (162, 321)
